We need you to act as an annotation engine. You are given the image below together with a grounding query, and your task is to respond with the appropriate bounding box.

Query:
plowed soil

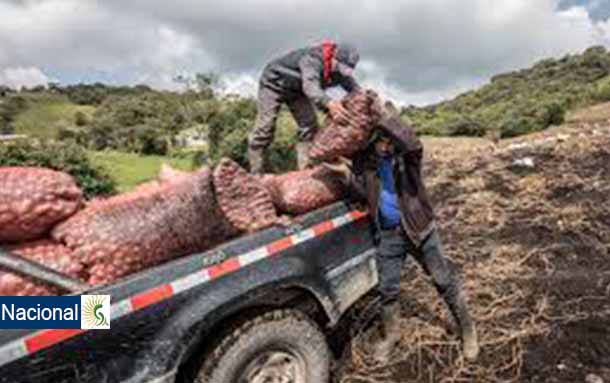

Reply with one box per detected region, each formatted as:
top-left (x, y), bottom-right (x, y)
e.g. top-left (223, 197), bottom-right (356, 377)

top-left (340, 119), bottom-right (610, 383)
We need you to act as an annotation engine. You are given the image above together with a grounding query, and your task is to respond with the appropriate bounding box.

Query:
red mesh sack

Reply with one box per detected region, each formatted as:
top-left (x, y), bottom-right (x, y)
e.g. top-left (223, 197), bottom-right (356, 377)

top-left (52, 166), bottom-right (237, 285)
top-left (212, 158), bottom-right (277, 233)
top-left (309, 90), bottom-right (380, 161)
top-left (0, 167), bottom-right (83, 243)
top-left (260, 166), bottom-right (346, 214)
top-left (0, 240), bottom-right (84, 296)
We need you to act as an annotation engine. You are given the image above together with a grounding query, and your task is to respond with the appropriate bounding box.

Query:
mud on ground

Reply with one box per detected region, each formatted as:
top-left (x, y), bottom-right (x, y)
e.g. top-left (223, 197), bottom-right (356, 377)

top-left (340, 121), bottom-right (610, 383)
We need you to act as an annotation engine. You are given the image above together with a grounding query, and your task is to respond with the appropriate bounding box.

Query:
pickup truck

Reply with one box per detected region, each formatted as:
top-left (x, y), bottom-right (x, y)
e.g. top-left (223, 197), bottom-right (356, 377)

top-left (0, 201), bottom-right (379, 383)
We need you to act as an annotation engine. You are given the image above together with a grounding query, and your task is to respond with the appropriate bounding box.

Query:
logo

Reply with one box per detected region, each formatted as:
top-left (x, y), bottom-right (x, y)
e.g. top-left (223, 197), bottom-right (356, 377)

top-left (81, 295), bottom-right (110, 329)
top-left (0, 295), bottom-right (111, 329)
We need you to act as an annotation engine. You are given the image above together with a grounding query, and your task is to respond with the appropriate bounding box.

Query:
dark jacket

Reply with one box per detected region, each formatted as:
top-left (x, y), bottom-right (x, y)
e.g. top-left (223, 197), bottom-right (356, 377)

top-left (348, 111), bottom-right (436, 247)
top-left (260, 44), bottom-right (360, 111)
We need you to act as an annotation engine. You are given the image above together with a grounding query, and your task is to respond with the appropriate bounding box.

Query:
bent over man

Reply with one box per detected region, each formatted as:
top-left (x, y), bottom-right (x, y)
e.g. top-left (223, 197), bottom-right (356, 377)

top-left (327, 110), bottom-right (480, 363)
top-left (248, 40), bottom-right (361, 173)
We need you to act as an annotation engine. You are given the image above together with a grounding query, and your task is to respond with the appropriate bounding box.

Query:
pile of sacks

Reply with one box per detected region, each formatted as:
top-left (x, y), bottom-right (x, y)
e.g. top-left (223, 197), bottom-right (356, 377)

top-left (260, 166), bottom-right (347, 215)
top-left (262, 89), bottom-right (381, 213)
top-left (0, 90), bottom-right (381, 295)
top-left (309, 89), bottom-right (381, 161)
top-left (0, 160), bottom-right (278, 292)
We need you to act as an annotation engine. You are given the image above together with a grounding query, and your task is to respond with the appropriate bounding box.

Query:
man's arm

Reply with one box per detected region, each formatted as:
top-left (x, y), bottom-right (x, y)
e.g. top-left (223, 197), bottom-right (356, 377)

top-left (377, 110), bottom-right (423, 168)
top-left (299, 54), bottom-right (354, 123)
top-left (322, 153), bottom-right (368, 202)
top-left (298, 54), bottom-right (332, 111)
top-left (338, 74), bottom-right (361, 93)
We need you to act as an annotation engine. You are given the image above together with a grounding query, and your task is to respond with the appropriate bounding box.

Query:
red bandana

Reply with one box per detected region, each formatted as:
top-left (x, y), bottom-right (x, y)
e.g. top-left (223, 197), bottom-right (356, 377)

top-left (322, 39), bottom-right (337, 85)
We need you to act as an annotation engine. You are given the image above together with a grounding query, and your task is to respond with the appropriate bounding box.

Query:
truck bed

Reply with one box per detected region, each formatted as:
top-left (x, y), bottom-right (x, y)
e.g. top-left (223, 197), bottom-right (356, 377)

top-left (0, 201), bottom-right (377, 383)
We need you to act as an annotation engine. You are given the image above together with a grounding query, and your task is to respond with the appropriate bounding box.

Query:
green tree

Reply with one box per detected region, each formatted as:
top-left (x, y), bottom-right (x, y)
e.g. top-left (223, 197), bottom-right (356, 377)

top-left (0, 96), bottom-right (28, 134)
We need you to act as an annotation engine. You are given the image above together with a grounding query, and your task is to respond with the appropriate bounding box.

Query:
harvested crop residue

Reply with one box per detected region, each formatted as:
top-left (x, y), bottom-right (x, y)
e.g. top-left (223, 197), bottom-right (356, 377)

top-left (341, 121), bottom-right (610, 383)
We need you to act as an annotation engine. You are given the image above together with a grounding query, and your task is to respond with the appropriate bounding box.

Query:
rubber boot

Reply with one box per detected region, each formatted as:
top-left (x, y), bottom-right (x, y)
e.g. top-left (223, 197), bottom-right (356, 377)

top-left (296, 141), bottom-right (311, 170)
top-left (446, 291), bottom-right (479, 361)
top-left (248, 147), bottom-right (264, 175)
top-left (461, 319), bottom-right (479, 362)
top-left (373, 302), bottom-right (401, 363)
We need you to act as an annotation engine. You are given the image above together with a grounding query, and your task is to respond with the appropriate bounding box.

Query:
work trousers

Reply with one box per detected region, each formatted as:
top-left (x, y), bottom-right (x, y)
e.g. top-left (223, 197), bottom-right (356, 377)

top-left (248, 85), bottom-right (319, 150)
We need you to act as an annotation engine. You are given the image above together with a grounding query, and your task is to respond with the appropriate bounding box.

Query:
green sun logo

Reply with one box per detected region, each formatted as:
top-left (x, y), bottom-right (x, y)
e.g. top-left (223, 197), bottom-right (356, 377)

top-left (82, 296), bottom-right (109, 328)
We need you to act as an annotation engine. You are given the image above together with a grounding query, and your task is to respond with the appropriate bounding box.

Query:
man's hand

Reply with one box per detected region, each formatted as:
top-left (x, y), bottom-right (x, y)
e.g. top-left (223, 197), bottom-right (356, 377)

top-left (321, 157), bottom-right (352, 183)
top-left (327, 100), bottom-right (351, 124)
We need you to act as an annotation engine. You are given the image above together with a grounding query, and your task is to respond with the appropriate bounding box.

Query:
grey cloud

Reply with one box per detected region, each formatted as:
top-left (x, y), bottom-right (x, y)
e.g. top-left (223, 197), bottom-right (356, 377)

top-left (0, 0), bottom-right (609, 104)
top-left (559, 0), bottom-right (610, 21)
top-left (101, 0), bottom-right (608, 97)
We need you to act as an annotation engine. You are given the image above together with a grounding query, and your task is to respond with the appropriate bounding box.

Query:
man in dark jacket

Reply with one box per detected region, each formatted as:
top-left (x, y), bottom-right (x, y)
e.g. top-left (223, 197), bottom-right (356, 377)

top-left (248, 41), bottom-right (361, 173)
top-left (327, 110), bottom-right (479, 362)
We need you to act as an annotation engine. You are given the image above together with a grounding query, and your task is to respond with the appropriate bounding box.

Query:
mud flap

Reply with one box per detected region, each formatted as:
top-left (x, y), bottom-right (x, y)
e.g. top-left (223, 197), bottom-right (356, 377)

top-left (326, 249), bottom-right (378, 315)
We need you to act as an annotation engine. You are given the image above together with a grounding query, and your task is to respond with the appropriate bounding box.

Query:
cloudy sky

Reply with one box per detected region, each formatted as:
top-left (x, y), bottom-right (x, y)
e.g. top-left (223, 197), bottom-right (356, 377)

top-left (1, 0), bottom-right (610, 105)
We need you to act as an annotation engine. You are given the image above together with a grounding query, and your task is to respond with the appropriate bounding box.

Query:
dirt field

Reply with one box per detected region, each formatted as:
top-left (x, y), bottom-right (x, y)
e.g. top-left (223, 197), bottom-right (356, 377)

top-left (340, 119), bottom-right (610, 382)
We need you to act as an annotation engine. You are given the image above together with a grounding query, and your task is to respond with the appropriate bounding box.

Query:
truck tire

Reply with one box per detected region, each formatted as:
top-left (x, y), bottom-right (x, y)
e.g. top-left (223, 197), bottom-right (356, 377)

top-left (196, 309), bottom-right (330, 383)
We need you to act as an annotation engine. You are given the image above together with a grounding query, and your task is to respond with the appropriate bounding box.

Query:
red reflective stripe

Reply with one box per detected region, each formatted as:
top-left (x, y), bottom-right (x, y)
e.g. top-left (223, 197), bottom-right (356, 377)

top-left (350, 210), bottom-right (368, 220)
top-left (322, 39), bottom-right (336, 85)
top-left (266, 237), bottom-right (294, 256)
top-left (25, 329), bottom-right (84, 354)
top-left (130, 284), bottom-right (174, 310)
top-left (312, 220), bottom-right (334, 236)
top-left (208, 258), bottom-right (241, 279)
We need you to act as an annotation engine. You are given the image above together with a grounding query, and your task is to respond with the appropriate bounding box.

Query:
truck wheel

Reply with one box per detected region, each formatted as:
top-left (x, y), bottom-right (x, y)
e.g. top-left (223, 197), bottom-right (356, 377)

top-left (197, 309), bottom-right (330, 383)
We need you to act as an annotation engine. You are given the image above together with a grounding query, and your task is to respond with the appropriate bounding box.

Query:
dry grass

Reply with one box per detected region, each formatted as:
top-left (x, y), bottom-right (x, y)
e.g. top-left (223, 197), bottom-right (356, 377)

top-left (566, 101), bottom-right (610, 124)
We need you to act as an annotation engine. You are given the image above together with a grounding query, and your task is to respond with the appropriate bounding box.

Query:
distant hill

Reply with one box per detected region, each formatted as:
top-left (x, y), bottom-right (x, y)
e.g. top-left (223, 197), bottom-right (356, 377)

top-left (0, 79), bottom-right (299, 176)
top-left (4, 45), bottom-right (610, 165)
top-left (402, 46), bottom-right (610, 138)
top-left (11, 93), bottom-right (95, 139)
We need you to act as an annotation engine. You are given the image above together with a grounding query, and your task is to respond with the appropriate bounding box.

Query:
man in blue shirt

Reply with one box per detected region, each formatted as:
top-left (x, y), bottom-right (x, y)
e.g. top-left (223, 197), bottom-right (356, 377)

top-left (378, 153), bottom-right (402, 230)
top-left (374, 132), bottom-right (478, 362)
top-left (327, 114), bottom-right (479, 363)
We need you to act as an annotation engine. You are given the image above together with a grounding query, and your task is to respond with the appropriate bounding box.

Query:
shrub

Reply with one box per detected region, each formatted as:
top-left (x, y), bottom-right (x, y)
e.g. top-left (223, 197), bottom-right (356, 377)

top-left (77, 93), bottom-right (182, 155)
top-left (414, 123), bottom-right (446, 137)
top-left (446, 117), bottom-right (486, 137)
top-left (63, 83), bottom-right (110, 105)
top-left (537, 101), bottom-right (565, 127)
top-left (214, 124), bottom-right (249, 167)
top-left (500, 116), bottom-right (536, 138)
top-left (133, 125), bottom-right (169, 155)
top-left (190, 150), bottom-right (208, 168)
top-left (0, 139), bottom-right (116, 197)
top-left (0, 96), bottom-right (28, 134)
top-left (268, 138), bottom-right (297, 173)
top-left (74, 111), bottom-right (89, 126)
top-left (593, 77), bottom-right (610, 101)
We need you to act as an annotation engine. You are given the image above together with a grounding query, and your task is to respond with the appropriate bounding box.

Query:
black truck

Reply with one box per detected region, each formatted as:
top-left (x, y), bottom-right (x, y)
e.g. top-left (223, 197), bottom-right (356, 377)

top-left (0, 201), bottom-right (379, 383)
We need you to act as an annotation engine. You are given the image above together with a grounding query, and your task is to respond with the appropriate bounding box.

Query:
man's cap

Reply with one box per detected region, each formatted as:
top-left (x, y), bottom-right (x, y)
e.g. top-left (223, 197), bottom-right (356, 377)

top-left (336, 43), bottom-right (360, 68)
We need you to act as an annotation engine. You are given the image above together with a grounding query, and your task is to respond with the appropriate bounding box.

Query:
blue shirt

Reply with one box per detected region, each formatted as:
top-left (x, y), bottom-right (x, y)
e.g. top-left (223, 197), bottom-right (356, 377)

top-left (378, 157), bottom-right (402, 228)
